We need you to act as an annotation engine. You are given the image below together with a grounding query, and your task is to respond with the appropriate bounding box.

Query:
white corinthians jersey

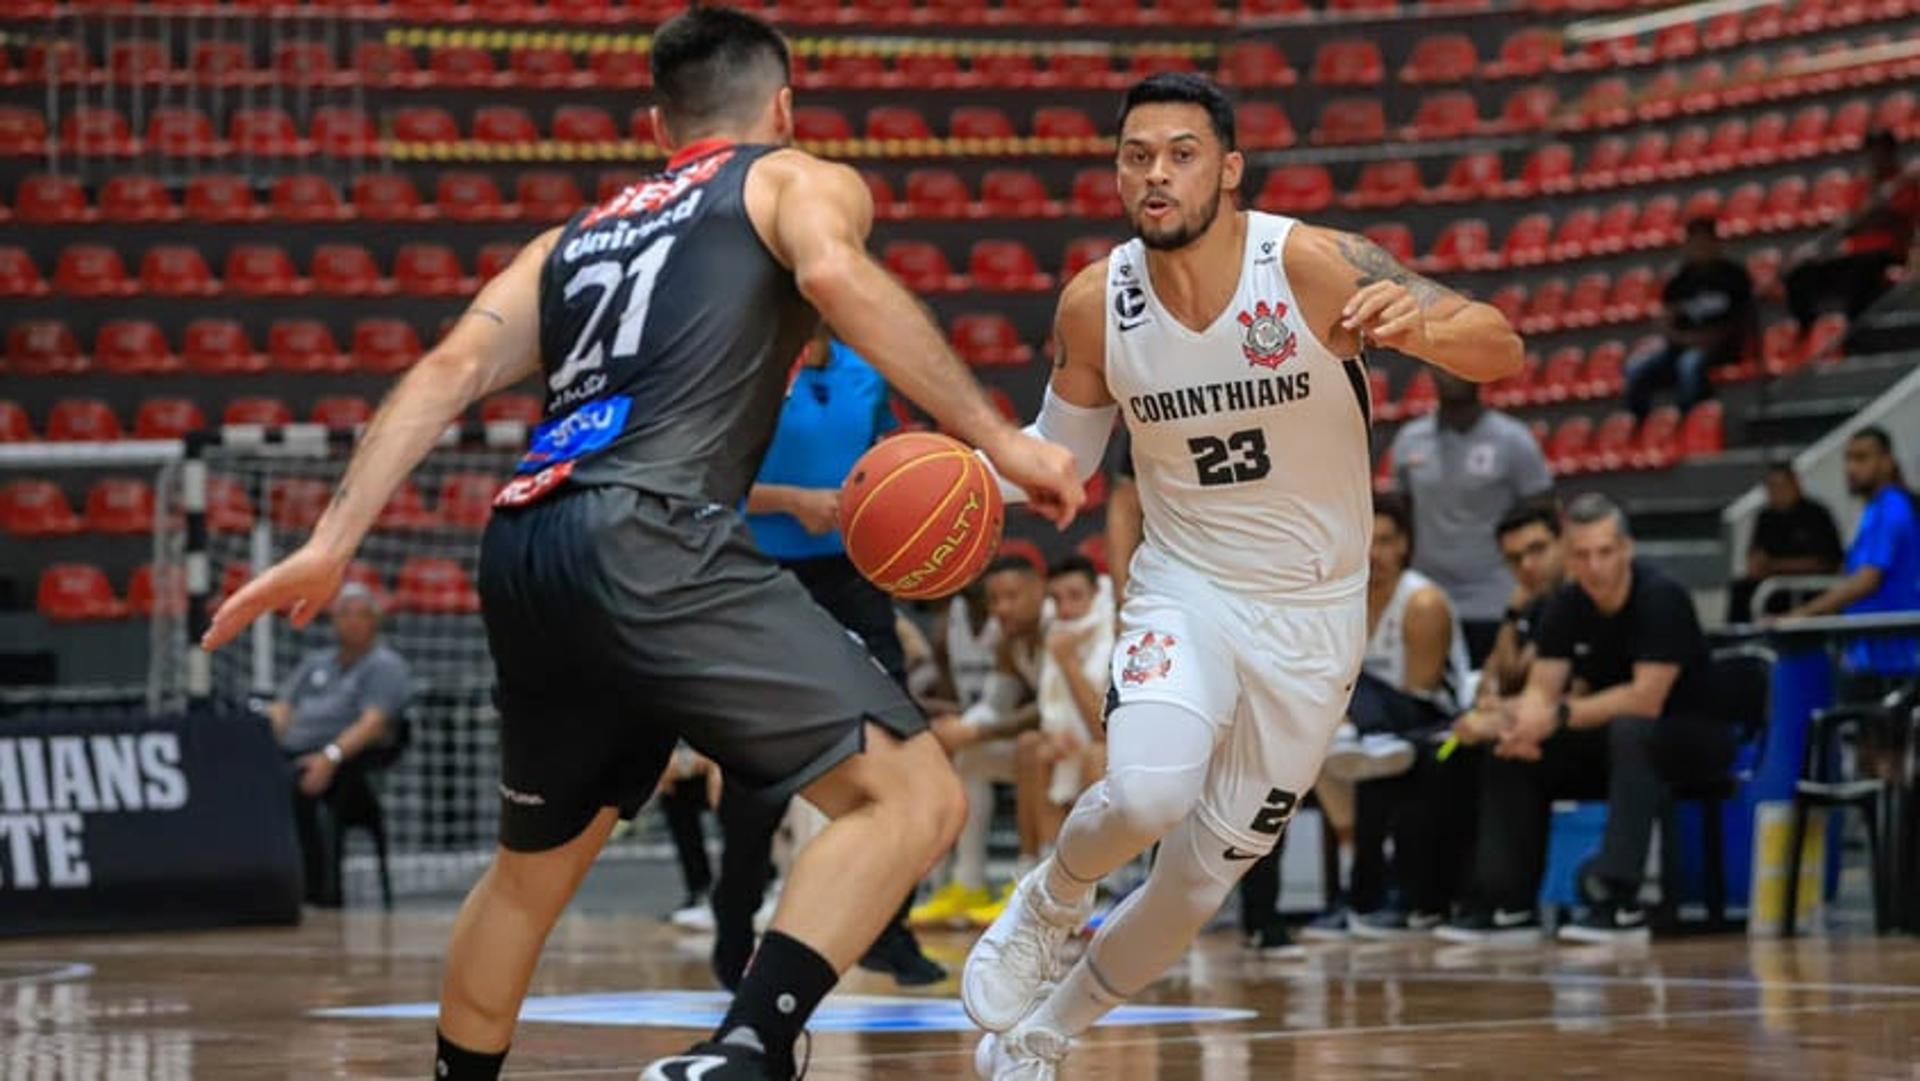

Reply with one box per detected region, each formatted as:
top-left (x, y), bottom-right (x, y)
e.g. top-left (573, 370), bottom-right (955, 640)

top-left (1106, 212), bottom-right (1373, 598)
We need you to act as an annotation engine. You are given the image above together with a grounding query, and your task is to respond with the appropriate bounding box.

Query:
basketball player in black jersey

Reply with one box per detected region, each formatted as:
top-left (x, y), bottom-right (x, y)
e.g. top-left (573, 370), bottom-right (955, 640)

top-left (202, 10), bottom-right (1081, 1080)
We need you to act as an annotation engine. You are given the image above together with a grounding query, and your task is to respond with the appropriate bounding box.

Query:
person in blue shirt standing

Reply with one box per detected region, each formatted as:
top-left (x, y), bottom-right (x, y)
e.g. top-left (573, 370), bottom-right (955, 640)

top-left (707, 328), bottom-right (946, 988)
top-left (1786, 426), bottom-right (1920, 693)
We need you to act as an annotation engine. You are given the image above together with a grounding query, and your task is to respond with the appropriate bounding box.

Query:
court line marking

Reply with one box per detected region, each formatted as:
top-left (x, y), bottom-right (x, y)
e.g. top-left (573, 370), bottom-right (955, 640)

top-left (1386, 970), bottom-right (1920, 998)
top-left (499, 998), bottom-right (1920, 1077)
top-left (0, 961), bottom-right (94, 986)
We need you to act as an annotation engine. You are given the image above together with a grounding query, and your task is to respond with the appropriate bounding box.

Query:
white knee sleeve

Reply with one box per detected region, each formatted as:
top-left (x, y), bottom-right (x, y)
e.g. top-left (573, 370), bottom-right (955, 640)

top-left (1082, 813), bottom-right (1251, 997)
top-left (1051, 701), bottom-right (1214, 887)
top-left (1102, 759), bottom-right (1207, 844)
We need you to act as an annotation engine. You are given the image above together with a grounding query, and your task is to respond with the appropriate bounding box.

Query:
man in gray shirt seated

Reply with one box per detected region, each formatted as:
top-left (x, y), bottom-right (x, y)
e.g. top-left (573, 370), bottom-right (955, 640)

top-left (268, 583), bottom-right (412, 906)
top-left (1391, 370), bottom-right (1555, 665)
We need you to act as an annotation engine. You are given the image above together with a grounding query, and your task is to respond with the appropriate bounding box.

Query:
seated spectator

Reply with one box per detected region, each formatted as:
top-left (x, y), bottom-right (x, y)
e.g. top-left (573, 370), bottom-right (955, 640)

top-left (1465, 498), bottom-right (1568, 711)
top-left (928, 556), bottom-right (1047, 926)
top-left (1625, 217), bottom-right (1755, 421)
top-left (1784, 427), bottom-right (1920, 694)
top-left (1439, 494), bottom-right (1731, 945)
top-left (1318, 492), bottom-right (1472, 939)
top-left (1014, 556), bottom-right (1114, 872)
top-left (267, 583), bottom-right (411, 908)
top-left (908, 579), bottom-right (1005, 926)
top-left (1727, 463), bottom-right (1843, 624)
top-left (1785, 130), bottom-right (1918, 331)
top-left (1392, 370), bottom-right (1554, 664)
top-left (656, 746), bottom-right (720, 927)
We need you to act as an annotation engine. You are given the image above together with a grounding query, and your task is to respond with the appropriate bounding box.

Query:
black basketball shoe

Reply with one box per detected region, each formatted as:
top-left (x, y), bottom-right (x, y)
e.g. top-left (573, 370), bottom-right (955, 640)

top-left (639, 1029), bottom-right (793, 1081)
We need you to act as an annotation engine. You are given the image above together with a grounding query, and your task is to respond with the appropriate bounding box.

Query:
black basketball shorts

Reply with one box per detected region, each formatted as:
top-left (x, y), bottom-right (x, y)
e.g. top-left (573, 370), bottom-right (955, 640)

top-left (477, 485), bottom-right (926, 852)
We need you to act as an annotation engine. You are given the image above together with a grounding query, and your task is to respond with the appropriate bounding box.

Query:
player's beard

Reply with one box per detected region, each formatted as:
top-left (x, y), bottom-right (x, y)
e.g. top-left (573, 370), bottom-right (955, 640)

top-left (1135, 183), bottom-right (1223, 252)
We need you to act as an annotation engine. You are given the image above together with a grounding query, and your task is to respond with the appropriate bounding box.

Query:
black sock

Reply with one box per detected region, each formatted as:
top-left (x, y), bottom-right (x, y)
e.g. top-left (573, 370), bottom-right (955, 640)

top-left (715, 930), bottom-right (838, 1068)
top-left (434, 1031), bottom-right (506, 1081)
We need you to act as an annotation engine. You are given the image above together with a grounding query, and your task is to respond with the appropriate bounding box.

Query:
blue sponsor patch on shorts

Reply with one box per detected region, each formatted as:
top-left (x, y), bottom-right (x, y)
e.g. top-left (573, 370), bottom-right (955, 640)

top-left (517, 395), bottom-right (631, 474)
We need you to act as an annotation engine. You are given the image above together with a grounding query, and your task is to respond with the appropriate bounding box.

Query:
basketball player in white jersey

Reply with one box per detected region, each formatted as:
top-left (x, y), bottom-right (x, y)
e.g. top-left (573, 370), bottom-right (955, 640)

top-left (965, 73), bottom-right (1524, 1078)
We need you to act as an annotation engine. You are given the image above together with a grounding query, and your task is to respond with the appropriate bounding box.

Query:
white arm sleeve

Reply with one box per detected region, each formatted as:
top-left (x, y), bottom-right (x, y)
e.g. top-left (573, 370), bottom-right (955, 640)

top-left (978, 385), bottom-right (1119, 503)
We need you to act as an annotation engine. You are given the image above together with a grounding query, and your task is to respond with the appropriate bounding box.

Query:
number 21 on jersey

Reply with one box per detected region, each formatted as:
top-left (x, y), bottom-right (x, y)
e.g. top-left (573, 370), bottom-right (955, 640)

top-left (548, 235), bottom-right (676, 393)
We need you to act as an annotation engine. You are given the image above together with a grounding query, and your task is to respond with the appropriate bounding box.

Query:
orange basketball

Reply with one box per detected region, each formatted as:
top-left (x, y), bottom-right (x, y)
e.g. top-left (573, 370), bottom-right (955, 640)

top-left (841, 431), bottom-right (1005, 600)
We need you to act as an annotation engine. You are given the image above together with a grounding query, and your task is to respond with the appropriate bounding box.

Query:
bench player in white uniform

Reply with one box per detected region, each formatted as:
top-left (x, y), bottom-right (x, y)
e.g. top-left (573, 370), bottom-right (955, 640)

top-left (965, 73), bottom-right (1524, 1078)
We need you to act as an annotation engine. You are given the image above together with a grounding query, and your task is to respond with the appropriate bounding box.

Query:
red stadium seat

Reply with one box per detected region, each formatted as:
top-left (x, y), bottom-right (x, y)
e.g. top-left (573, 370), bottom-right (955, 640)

top-left (1418, 220), bottom-right (1491, 272)
top-left (1807, 168), bottom-right (1857, 222)
top-left (427, 45), bottom-right (499, 86)
top-left (266, 478), bottom-right (331, 531)
top-left (38, 564), bottom-right (125, 621)
top-left (438, 473), bottom-right (499, 530)
top-left (185, 175), bottom-right (258, 222)
top-left (1484, 353), bottom-right (1538, 407)
top-left (62, 106), bottom-right (134, 155)
top-left (1546, 417), bottom-right (1594, 474)
top-left (1044, 53), bottom-right (1115, 90)
top-left (0, 247), bottom-right (47, 296)
top-left (1256, 165), bottom-right (1333, 213)
top-left (274, 41), bottom-right (335, 84)
top-left (6, 319), bottom-right (83, 375)
top-left (794, 106), bottom-right (854, 142)
top-left (269, 319), bottom-right (345, 373)
top-left (1312, 99), bottom-right (1384, 145)
top-left (185, 320), bottom-right (262, 374)
top-left (352, 319), bottom-right (423, 374)
top-left (1218, 42), bottom-right (1295, 87)
top-left (1406, 92), bottom-right (1481, 140)
top-left (134, 397), bottom-right (207, 438)
top-left (0, 401), bottom-right (30, 442)
top-left (1585, 411), bottom-right (1639, 473)
top-left (896, 54), bottom-right (964, 89)
top-left (1070, 168), bottom-right (1123, 217)
top-left (1497, 86), bottom-right (1558, 133)
top-left (473, 106), bottom-right (539, 143)
top-left (199, 478), bottom-right (253, 534)
top-left (225, 244), bottom-right (305, 296)
top-left (1032, 107), bottom-right (1099, 140)
top-left (55, 244), bottom-right (134, 297)
top-left (1428, 152), bottom-right (1502, 203)
top-left (3, 480), bottom-right (83, 535)
top-left (967, 54), bottom-right (1036, 89)
top-left (351, 174), bottom-right (425, 221)
top-left (1130, 51), bottom-right (1197, 78)
top-left (16, 174), bottom-right (88, 223)
top-left (552, 105), bottom-right (617, 142)
top-left (1312, 39), bottom-right (1383, 86)
top-left (1632, 406), bottom-right (1683, 469)
top-left (858, 172), bottom-right (899, 219)
top-left (1607, 267), bottom-right (1658, 322)
top-left (1361, 223), bottom-right (1414, 263)
top-left (949, 106), bottom-right (1017, 141)
top-left (85, 478), bottom-right (155, 534)
top-left (97, 320), bottom-right (180, 375)
top-left (100, 175), bottom-right (175, 221)
top-left (1234, 102), bottom-right (1295, 150)
top-left (1487, 284), bottom-right (1527, 326)
top-left (1061, 236), bottom-right (1119, 279)
top-left (476, 242), bottom-right (521, 283)
top-left (1503, 143), bottom-right (1575, 197)
top-left (1571, 77), bottom-right (1632, 129)
top-left (1582, 341), bottom-right (1627, 398)
top-left (512, 47), bottom-right (580, 87)
top-left (979, 169), bottom-right (1057, 217)
top-left (1402, 34), bottom-right (1478, 83)
top-left (396, 557), bottom-right (480, 614)
top-left (905, 169), bottom-right (973, 218)
top-left (312, 243), bottom-right (387, 296)
top-left (1563, 272), bottom-right (1611, 327)
top-left (126, 563), bottom-right (186, 618)
top-left (517, 171), bottom-right (585, 220)
top-left (950, 313), bottom-right (1032, 365)
top-left (0, 107), bottom-right (48, 154)
top-left (1806, 313), bottom-right (1848, 363)
top-left (1633, 194), bottom-right (1682, 247)
top-left (140, 245), bottom-right (218, 297)
top-left (229, 107), bottom-right (304, 155)
top-left (481, 394), bottom-right (543, 425)
top-left (969, 240), bottom-right (1053, 291)
top-left (47, 398), bottom-right (123, 442)
top-left (883, 241), bottom-right (965, 291)
top-left (1680, 400), bottom-right (1725, 458)
top-left (313, 107), bottom-right (378, 157)
top-left (227, 397), bottom-right (295, 429)
top-left (270, 174), bottom-right (346, 221)
top-left (1520, 278), bottom-right (1570, 334)
top-left (1746, 246), bottom-right (1783, 298)
top-left (867, 106), bottom-right (934, 141)
top-left (816, 54), bottom-right (889, 89)
top-left (392, 106), bottom-right (463, 144)
top-left (1501, 213), bottom-right (1555, 266)
top-left (352, 41), bottom-right (417, 85)
top-left (587, 49), bottom-right (650, 88)
top-left (378, 480), bottom-right (440, 531)
top-left (193, 41), bottom-right (254, 83)
top-left (436, 172), bottom-right (511, 221)
top-left (1343, 160), bottom-right (1424, 209)
top-left (395, 244), bottom-right (472, 296)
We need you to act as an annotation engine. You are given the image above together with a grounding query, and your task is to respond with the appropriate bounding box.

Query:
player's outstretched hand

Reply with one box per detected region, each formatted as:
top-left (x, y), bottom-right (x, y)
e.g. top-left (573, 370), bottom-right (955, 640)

top-left (986, 431), bottom-right (1082, 529)
top-left (1342, 280), bottom-right (1429, 355)
top-left (200, 542), bottom-right (347, 651)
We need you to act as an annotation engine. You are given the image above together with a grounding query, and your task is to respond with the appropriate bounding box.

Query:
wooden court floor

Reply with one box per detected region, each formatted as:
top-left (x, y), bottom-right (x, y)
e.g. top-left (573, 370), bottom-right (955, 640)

top-left (5, 911), bottom-right (1920, 1079)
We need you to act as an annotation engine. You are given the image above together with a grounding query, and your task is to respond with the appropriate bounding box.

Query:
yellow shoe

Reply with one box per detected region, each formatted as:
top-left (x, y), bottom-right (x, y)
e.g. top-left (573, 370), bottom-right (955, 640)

top-left (910, 882), bottom-right (990, 928)
top-left (964, 884), bottom-right (1016, 928)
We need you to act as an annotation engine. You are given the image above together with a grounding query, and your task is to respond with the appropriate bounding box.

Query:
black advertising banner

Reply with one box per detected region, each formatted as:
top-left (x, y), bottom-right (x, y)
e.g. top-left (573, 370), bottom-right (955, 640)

top-left (0, 708), bottom-right (301, 936)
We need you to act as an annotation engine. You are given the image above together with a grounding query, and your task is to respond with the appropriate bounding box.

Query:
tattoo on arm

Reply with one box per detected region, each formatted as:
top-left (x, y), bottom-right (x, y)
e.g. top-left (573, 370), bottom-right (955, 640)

top-left (1334, 234), bottom-right (1461, 312)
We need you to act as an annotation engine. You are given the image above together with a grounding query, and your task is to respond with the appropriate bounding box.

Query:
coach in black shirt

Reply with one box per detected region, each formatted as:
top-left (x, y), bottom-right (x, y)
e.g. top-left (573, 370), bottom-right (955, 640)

top-left (1437, 494), bottom-right (1732, 945)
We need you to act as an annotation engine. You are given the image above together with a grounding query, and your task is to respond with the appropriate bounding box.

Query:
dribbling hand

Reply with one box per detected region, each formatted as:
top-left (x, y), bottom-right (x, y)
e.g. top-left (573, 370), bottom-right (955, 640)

top-left (201, 542), bottom-right (348, 651)
top-left (986, 432), bottom-right (1082, 529)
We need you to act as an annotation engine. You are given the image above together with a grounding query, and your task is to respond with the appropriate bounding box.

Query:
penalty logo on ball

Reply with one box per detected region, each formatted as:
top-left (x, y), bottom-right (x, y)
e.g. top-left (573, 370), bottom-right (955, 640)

top-left (882, 487), bottom-right (990, 596)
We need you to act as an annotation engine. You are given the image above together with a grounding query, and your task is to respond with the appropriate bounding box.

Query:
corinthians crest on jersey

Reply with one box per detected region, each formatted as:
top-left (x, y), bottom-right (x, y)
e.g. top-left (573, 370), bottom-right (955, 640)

top-left (1238, 299), bottom-right (1297, 370)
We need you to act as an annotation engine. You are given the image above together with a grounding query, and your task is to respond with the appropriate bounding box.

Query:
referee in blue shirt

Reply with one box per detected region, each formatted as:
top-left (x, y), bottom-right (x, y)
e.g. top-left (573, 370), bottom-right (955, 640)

top-left (709, 329), bottom-right (944, 988)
